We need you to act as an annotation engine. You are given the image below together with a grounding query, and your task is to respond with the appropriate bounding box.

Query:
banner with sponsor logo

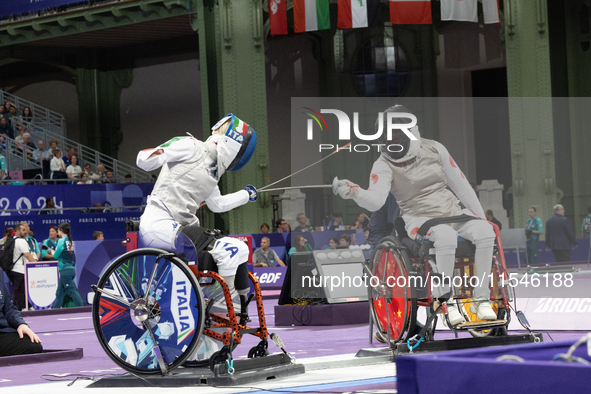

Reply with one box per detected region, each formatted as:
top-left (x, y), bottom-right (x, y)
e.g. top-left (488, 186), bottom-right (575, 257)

top-left (0, 183), bottom-right (153, 217)
top-left (24, 261), bottom-right (59, 310)
top-left (252, 266), bottom-right (287, 289)
top-left (0, 0), bottom-right (84, 18)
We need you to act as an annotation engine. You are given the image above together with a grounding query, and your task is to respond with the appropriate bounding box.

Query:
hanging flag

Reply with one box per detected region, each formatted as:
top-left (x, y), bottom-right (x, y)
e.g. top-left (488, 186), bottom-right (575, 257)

top-left (337, 0), bottom-right (380, 29)
top-left (483, 0), bottom-right (500, 24)
top-left (389, 0), bottom-right (432, 25)
top-left (441, 0), bottom-right (478, 23)
top-left (269, 0), bottom-right (288, 35)
top-left (293, 0), bottom-right (331, 33)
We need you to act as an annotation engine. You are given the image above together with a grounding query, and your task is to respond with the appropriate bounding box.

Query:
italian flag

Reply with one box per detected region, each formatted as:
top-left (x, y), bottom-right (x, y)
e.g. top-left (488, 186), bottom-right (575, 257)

top-left (294, 0), bottom-right (331, 33)
top-left (389, 0), bottom-right (432, 25)
top-left (337, 0), bottom-right (380, 29)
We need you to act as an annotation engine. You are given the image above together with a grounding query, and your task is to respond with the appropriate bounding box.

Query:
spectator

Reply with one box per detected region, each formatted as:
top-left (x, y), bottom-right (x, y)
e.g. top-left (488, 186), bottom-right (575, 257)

top-left (361, 227), bottom-right (371, 245)
top-left (286, 223), bottom-right (292, 232)
top-left (328, 211), bottom-right (345, 231)
top-left (6, 105), bottom-right (18, 124)
top-left (351, 213), bottom-right (370, 230)
top-left (0, 227), bottom-right (13, 246)
top-left (275, 218), bottom-right (289, 233)
top-left (293, 213), bottom-right (313, 232)
top-left (14, 126), bottom-right (25, 144)
top-left (18, 133), bottom-right (36, 159)
top-left (39, 198), bottom-right (56, 215)
top-left (77, 172), bottom-right (91, 184)
top-left (66, 154), bottom-right (82, 181)
top-left (33, 141), bottom-right (51, 179)
top-left (545, 204), bottom-right (577, 262)
top-left (124, 174), bottom-right (132, 183)
top-left (50, 149), bottom-right (67, 182)
top-left (48, 140), bottom-right (59, 157)
top-left (42, 226), bottom-right (59, 261)
top-left (252, 237), bottom-right (285, 267)
top-left (525, 207), bottom-right (543, 266)
top-left (326, 237), bottom-right (338, 250)
top-left (260, 223), bottom-right (270, 234)
top-left (581, 206), bottom-right (591, 239)
top-left (62, 147), bottom-right (76, 167)
top-left (104, 170), bottom-right (115, 183)
top-left (485, 210), bottom-right (502, 230)
top-left (0, 104), bottom-right (4, 116)
top-left (93, 231), bottom-right (104, 241)
top-left (0, 134), bottom-right (5, 151)
top-left (0, 276), bottom-right (43, 356)
top-left (288, 235), bottom-right (313, 256)
top-left (91, 203), bottom-right (104, 213)
top-left (7, 223), bottom-right (37, 311)
top-left (91, 164), bottom-right (106, 182)
top-left (21, 107), bottom-right (33, 123)
top-left (339, 233), bottom-right (352, 248)
top-left (53, 222), bottom-right (85, 308)
top-left (0, 145), bottom-right (6, 184)
top-left (0, 116), bottom-right (14, 139)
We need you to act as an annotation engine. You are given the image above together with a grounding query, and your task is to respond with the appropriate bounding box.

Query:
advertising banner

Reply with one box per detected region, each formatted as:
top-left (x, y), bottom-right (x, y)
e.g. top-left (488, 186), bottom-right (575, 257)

top-left (24, 261), bottom-right (59, 310)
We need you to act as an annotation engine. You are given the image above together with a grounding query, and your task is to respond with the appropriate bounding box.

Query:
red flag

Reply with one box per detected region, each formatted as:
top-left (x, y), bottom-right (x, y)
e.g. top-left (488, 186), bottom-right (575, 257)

top-left (389, 0), bottom-right (432, 25)
top-left (269, 0), bottom-right (288, 36)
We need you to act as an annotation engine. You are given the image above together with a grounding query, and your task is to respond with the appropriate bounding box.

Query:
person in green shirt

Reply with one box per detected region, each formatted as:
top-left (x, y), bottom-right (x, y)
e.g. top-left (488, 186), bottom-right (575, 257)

top-left (53, 222), bottom-right (84, 308)
top-left (526, 207), bottom-right (544, 266)
top-left (581, 206), bottom-right (591, 239)
top-left (42, 226), bottom-right (59, 261)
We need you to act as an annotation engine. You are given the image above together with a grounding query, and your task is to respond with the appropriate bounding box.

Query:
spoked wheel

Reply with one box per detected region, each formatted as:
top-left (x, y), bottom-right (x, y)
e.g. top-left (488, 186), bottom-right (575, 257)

top-left (92, 248), bottom-right (205, 375)
top-left (369, 236), bottom-right (416, 344)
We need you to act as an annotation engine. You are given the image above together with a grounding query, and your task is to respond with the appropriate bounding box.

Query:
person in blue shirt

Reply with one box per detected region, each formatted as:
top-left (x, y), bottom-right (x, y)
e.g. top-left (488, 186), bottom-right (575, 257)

top-left (526, 207), bottom-right (544, 266)
top-left (53, 222), bottom-right (84, 308)
top-left (581, 206), bottom-right (591, 239)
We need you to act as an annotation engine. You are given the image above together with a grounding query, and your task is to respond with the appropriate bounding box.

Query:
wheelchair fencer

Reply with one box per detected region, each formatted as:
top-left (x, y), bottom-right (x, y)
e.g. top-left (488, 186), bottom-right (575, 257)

top-left (368, 215), bottom-right (515, 349)
top-left (91, 225), bottom-right (274, 376)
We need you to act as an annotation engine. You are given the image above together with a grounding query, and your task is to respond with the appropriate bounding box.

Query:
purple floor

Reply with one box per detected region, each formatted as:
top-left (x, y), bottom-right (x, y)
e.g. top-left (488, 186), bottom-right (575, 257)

top-left (0, 297), bottom-right (587, 389)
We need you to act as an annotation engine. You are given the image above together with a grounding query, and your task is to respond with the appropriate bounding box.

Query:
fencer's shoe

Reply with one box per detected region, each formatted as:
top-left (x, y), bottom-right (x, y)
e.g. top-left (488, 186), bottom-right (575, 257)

top-left (470, 300), bottom-right (497, 320)
top-left (445, 301), bottom-right (466, 326)
top-left (373, 331), bottom-right (387, 344)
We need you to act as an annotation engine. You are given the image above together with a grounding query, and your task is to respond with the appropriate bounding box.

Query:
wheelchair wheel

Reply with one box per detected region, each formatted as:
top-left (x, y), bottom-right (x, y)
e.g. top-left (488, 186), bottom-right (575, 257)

top-left (92, 248), bottom-right (205, 375)
top-left (369, 236), bottom-right (416, 343)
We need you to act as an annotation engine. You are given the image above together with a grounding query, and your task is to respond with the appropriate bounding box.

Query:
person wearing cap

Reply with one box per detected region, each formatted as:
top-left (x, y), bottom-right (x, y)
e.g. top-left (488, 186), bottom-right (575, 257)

top-left (137, 114), bottom-right (257, 322)
top-left (333, 105), bottom-right (497, 325)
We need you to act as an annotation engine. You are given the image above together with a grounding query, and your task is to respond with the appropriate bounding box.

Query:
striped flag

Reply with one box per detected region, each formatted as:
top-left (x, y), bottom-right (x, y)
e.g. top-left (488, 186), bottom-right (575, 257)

top-left (483, 0), bottom-right (500, 24)
top-left (441, 0), bottom-right (477, 22)
top-left (389, 0), bottom-right (432, 25)
top-left (294, 0), bottom-right (330, 33)
top-left (337, 0), bottom-right (380, 29)
top-left (269, 0), bottom-right (288, 35)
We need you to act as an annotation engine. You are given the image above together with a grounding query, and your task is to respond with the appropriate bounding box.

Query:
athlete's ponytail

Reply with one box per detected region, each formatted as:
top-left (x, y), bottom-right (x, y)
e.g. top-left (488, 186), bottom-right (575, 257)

top-left (58, 222), bottom-right (73, 252)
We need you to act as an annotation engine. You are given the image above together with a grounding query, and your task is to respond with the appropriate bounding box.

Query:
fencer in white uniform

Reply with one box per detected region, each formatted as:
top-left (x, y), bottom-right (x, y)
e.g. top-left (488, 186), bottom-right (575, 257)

top-left (334, 105), bottom-right (497, 324)
top-left (137, 114), bottom-right (258, 309)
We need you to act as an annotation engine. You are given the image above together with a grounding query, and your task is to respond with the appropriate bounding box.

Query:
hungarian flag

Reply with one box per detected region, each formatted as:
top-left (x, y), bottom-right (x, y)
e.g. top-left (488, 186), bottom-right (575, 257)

top-left (337, 0), bottom-right (380, 29)
top-left (269, 0), bottom-right (288, 35)
top-left (293, 0), bottom-right (330, 33)
top-left (389, 0), bottom-right (432, 25)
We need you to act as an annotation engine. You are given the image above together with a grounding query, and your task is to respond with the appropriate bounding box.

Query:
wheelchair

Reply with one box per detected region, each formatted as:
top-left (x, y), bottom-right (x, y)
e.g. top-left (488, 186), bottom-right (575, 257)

top-left (91, 227), bottom-right (270, 375)
top-left (368, 215), bottom-right (514, 348)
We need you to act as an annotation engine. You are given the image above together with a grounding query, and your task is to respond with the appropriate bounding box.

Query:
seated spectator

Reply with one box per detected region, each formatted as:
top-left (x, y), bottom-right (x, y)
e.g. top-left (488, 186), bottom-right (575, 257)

top-left (93, 231), bottom-right (104, 241)
top-left (360, 227), bottom-right (370, 245)
top-left (0, 276), bottom-right (43, 356)
top-left (0, 227), bottom-right (13, 246)
top-left (253, 237), bottom-right (285, 267)
top-left (42, 226), bottom-right (59, 261)
top-left (91, 203), bottom-right (104, 213)
top-left (17, 133), bottom-right (36, 159)
top-left (0, 135), bottom-right (5, 151)
top-left (62, 147), bottom-right (76, 168)
top-left (0, 116), bottom-right (14, 139)
top-left (326, 237), bottom-right (338, 250)
top-left (288, 235), bottom-right (313, 256)
top-left (6, 105), bottom-right (18, 124)
top-left (104, 170), bottom-right (115, 183)
top-left (351, 213), bottom-right (370, 230)
top-left (293, 213), bottom-right (313, 232)
top-left (91, 164), bottom-right (106, 182)
top-left (260, 223), bottom-right (270, 234)
top-left (0, 145), bottom-right (6, 183)
top-left (275, 218), bottom-right (289, 233)
top-left (21, 107), bottom-right (33, 123)
top-left (50, 149), bottom-right (67, 182)
top-left (328, 211), bottom-right (345, 231)
top-left (339, 233), bottom-right (352, 248)
top-left (14, 126), bottom-right (25, 144)
top-left (124, 174), bottom-right (132, 183)
top-left (77, 172), bottom-right (91, 184)
top-left (0, 104), bottom-right (4, 116)
top-left (66, 154), bottom-right (82, 181)
top-left (48, 140), bottom-right (59, 157)
top-left (33, 141), bottom-right (51, 179)
top-left (39, 198), bottom-right (56, 215)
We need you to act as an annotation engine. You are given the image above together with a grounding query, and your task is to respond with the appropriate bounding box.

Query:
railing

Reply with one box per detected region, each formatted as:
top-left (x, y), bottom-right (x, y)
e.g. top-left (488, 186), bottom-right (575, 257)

top-left (0, 135), bottom-right (43, 174)
top-left (10, 120), bottom-right (153, 183)
top-left (0, 90), bottom-right (66, 135)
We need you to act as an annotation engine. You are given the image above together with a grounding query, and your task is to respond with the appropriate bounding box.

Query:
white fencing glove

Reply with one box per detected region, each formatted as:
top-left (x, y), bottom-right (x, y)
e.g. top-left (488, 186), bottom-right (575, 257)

top-left (332, 176), bottom-right (359, 200)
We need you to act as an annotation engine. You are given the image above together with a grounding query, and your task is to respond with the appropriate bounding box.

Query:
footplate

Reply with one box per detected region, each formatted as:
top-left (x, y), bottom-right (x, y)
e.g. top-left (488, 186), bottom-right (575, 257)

top-left (455, 319), bottom-right (507, 330)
